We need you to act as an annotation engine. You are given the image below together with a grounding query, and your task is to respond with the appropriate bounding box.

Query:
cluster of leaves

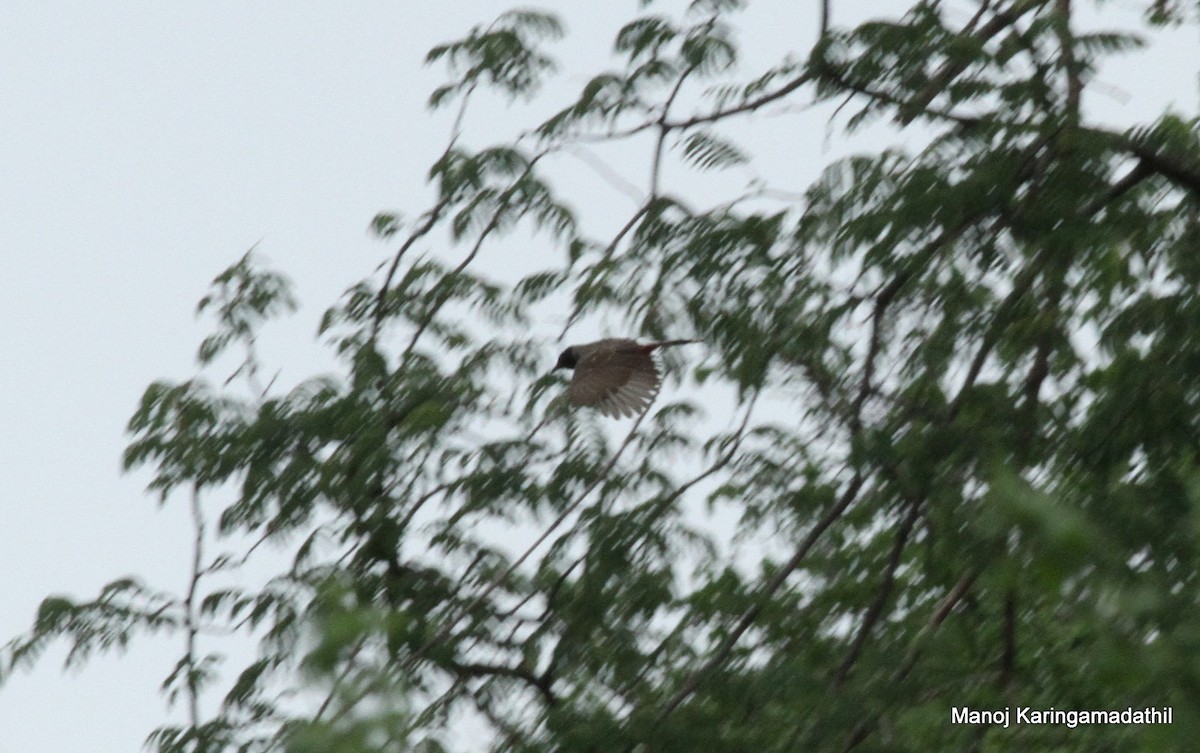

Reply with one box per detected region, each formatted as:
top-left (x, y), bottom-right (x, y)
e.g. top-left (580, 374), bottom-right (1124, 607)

top-left (5, 1), bottom-right (1200, 752)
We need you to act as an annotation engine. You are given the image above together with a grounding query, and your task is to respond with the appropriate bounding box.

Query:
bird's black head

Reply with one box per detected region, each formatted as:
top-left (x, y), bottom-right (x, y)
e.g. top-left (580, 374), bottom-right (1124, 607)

top-left (553, 347), bottom-right (578, 370)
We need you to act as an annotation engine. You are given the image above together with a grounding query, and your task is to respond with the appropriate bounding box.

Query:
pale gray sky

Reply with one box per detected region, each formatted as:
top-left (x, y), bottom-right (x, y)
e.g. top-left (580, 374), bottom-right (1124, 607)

top-left (0, 2), bottom-right (1194, 751)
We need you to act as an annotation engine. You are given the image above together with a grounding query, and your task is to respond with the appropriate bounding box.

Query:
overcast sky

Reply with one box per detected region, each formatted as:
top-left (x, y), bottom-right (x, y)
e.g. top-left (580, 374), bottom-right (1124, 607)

top-left (0, 2), bottom-right (1195, 751)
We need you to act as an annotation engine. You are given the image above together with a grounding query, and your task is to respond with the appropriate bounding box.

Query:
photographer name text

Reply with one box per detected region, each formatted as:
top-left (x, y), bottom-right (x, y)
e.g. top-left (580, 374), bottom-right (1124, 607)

top-left (951, 706), bottom-right (1171, 728)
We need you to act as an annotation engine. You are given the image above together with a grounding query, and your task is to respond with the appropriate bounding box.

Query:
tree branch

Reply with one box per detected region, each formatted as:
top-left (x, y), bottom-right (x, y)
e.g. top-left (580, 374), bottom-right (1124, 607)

top-left (842, 570), bottom-right (978, 752)
top-left (1053, 0), bottom-right (1082, 121)
top-left (830, 497), bottom-right (921, 689)
top-left (652, 472), bottom-right (866, 725)
top-left (448, 658), bottom-right (559, 707)
top-left (899, 0), bottom-right (1044, 124)
top-left (1000, 587), bottom-right (1017, 690)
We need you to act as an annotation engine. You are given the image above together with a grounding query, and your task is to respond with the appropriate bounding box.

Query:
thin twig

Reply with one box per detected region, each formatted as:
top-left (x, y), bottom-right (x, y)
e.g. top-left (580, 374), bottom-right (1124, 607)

top-left (183, 489), bottom-right (206, 728)
top-left (370, 85), bottom-right (476, 342)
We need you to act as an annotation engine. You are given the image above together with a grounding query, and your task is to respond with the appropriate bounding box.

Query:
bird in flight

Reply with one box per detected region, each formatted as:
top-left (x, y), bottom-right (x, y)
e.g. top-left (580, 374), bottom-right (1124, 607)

top-left (553, 338), bottom-right (697, 418)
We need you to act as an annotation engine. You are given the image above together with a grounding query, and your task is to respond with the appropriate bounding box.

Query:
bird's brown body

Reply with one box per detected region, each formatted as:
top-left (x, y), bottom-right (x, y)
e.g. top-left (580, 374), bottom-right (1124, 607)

top-left (553, 338), bottom-right (696, 418)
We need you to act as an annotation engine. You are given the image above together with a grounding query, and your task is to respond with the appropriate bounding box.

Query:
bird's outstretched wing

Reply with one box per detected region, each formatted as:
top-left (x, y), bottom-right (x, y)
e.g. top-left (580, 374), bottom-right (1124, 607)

top-left (569, 348), bottom-right (661, 418)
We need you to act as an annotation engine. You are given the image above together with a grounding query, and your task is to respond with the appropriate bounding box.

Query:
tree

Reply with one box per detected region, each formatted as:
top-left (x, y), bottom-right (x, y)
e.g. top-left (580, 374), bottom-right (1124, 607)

top-left (5, 0), bottom-right (1200, 751)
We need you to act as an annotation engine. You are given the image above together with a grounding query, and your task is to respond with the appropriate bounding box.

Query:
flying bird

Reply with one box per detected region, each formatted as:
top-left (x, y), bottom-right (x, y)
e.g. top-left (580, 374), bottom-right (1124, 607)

top-left (553, 338), bottom-right (697, 418)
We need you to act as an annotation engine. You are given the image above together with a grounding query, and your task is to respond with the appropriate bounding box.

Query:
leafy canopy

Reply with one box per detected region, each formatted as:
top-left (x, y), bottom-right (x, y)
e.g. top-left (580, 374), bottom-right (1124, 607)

top-left (5, 1), bottom-right (1200, 752)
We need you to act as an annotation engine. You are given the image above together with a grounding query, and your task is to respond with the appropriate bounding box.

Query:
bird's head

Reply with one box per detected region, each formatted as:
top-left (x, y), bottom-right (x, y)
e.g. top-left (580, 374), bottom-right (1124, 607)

top-left (553, 347), bottom-right (578, 371)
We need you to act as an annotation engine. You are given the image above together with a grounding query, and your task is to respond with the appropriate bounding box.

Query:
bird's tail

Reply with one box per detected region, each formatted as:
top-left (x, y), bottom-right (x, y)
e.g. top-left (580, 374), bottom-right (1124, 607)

top-left (647, 338), bottom-right (699, 350)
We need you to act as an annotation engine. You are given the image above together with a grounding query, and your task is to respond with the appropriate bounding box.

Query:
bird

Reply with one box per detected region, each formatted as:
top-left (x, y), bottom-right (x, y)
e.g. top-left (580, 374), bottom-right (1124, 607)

top-left (553, 338), bottom-right (697, 418)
